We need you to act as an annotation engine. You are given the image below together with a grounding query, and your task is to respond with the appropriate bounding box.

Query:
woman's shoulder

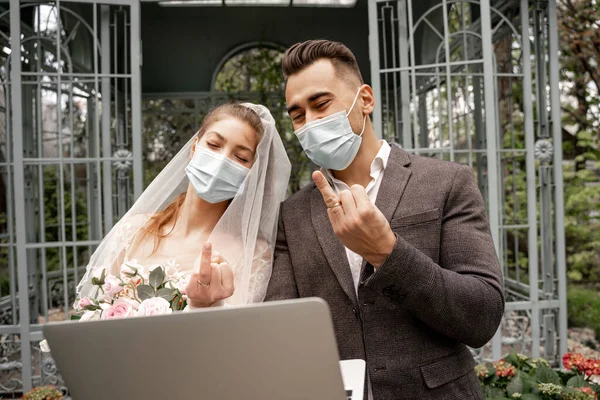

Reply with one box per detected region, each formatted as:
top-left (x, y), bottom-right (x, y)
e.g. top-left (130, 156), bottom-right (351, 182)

top-left (121, 213), bottom-right (153, 231)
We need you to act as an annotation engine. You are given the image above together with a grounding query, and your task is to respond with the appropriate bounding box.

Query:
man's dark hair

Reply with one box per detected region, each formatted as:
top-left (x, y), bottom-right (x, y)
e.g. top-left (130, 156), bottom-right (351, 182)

top-left (282, 39), bottom-right (364, 86)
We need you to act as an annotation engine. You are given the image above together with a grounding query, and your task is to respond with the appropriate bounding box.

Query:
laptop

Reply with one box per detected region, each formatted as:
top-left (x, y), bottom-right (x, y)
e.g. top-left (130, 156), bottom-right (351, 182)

top-left (43, 297), bottom-right (364, 400)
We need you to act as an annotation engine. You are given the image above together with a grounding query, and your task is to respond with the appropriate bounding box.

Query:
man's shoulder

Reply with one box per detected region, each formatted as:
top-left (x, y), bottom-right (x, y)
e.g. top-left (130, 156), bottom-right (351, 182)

top-left (394, 146), bottom-right (471, 178)
top-left (281, 182), bottom-right (314, 210)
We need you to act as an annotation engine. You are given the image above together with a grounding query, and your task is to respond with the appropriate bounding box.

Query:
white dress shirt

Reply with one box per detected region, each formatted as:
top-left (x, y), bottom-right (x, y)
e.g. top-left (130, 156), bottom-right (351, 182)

top-left (322, 140), bottom-right (391, 400)
top-left (322, 140), bottom-right (391, 293)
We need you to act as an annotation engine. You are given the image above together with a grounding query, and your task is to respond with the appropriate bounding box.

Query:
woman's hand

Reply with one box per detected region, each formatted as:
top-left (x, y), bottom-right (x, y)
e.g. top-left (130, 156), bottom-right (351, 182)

top-left (185, 242), bottom-right (234, 308)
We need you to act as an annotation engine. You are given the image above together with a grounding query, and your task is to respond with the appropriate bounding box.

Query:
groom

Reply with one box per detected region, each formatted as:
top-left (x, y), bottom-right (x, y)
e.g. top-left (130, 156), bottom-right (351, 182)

top-left (265, 39), bottom-right (504, 399)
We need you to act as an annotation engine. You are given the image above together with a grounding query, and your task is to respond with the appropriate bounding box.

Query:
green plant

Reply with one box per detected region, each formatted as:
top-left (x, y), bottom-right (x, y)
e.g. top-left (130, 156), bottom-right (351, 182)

top-left (476, 352), bottom-right (599, 400)
top-left (568, 286), bottom-right (600, 339)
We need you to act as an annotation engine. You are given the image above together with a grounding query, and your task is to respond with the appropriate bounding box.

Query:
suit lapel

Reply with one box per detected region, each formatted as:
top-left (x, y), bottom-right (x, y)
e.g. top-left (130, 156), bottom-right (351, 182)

top-left (375, 144), bottom-right (412, 222)
top-left (311, 187), bottom-right (358, 307)
top-left (310, 144), bottom-right (413, 302)
top-left (360, 144), bottom-right (413, 272)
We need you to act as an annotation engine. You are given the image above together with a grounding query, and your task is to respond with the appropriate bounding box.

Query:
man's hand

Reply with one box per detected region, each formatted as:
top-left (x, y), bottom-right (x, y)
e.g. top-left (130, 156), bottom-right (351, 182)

top-left (185, 242), bottom-right (234, 307)
top-left (313, 171), bottom-right (396, 268)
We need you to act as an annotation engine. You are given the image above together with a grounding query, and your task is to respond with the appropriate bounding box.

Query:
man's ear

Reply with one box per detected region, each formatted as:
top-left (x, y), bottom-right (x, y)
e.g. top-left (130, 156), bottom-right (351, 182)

top-left (360, 85), bottom-right (375, 116)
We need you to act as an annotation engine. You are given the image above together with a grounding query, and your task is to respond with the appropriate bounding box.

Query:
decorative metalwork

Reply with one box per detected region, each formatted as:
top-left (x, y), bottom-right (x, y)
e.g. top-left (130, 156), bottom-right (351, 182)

top-left (0, 0), bottom-right (566, 397)
top-left (534, 139), bottom-right (554, 164)
top-left (1, 0), bottom-right (141, 395)
top-left (368, 0), bottom-right (567, 365)
top-left (112, 149), bottom-right (134, 171)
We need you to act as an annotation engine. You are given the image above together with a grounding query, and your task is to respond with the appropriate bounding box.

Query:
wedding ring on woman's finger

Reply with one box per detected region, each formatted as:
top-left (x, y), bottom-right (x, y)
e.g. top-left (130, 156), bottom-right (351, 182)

top-left (197, 279), bottom-right (210, 287)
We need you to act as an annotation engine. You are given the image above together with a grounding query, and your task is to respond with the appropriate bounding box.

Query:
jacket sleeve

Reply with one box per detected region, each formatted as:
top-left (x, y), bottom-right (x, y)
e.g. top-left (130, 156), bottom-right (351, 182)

top-left (364, 164), bottom-right (505, 348)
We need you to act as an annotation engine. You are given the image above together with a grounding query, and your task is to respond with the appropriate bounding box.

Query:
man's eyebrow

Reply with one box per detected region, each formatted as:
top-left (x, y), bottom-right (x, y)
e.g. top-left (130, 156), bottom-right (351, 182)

top-left (308, 91), bottom-right (333, 103)
top-left (286, 91), bottom-right (334, 115)
top-left (287, 104), bottom-right (300, 115)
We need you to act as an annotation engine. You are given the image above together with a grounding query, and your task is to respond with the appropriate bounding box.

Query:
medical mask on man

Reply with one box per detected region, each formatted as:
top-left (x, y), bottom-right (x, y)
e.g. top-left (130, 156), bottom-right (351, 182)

top-left (294, 88), bottom-right (367, 170)
top-left (185, 145), bottom-right (250, 203)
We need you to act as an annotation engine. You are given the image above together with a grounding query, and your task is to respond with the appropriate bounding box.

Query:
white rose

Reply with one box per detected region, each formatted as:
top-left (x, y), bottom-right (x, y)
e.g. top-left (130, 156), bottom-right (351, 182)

top-left (80, 310), bottom-right (101, 321)
top-left (163, 261), bottom-right (181, 280)
top-left (137, 297), bottom-right (172, 317)
top-left (102, 275), bottom-right (122, 298)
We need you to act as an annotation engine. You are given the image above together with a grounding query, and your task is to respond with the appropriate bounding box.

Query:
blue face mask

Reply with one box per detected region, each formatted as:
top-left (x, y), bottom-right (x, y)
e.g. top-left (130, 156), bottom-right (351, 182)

top-left (294, 87), bottom-right (366, 171)
top-left (185, 145), bottom-right (250, 203)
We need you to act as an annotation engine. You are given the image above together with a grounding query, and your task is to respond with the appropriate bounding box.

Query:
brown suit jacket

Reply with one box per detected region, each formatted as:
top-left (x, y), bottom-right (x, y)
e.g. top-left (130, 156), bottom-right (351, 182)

top-left (265, 145), bottom-right (504, 400)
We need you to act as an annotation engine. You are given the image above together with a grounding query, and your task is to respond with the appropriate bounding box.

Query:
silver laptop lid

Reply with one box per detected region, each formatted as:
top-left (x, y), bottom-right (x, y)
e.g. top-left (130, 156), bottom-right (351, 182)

top-left (43, 297), bottom-right (347, 400)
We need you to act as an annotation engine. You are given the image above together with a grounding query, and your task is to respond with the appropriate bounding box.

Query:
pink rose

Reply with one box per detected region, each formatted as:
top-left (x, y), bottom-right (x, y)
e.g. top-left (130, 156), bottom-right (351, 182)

top-left (76, 297), bottom-right (93, 310)
top-left (102, 275), bottom-right (122, 298)
top-left (101, 298), bottom-right (135, 319)
top-left (137, 297), bottom-right (172, 317)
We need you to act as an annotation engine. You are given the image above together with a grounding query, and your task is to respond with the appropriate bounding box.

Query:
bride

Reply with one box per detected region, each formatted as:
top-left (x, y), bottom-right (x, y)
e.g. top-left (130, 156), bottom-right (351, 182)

top-left (75, 103), bottom-right (291, 312)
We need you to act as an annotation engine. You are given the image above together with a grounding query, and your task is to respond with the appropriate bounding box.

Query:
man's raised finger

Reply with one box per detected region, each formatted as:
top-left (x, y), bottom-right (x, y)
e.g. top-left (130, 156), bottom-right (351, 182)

top-left (312, 171), bottom-right (340, 209)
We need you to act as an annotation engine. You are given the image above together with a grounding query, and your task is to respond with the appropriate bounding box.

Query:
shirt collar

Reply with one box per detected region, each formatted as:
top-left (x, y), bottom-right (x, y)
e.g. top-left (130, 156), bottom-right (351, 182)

top-left (322, 140), bottom-right (391, 186)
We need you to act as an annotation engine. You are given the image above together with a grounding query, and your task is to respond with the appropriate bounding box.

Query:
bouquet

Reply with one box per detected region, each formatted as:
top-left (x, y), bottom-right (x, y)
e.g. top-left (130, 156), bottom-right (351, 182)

top-left (39, 261), bottom-right (190, 354)
top-left (73, 260), bottom-right (189, 321)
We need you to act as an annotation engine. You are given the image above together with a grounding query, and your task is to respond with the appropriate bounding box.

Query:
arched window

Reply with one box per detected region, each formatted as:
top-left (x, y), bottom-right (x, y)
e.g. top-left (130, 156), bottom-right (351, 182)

top-left (213, 44), bottom-right (285, 93)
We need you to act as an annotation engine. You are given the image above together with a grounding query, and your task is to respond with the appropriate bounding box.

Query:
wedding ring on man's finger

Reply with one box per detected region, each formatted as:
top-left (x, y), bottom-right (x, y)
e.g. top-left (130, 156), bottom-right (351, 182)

top-left (197, 279), bottom-right (210, 287)
top-left (328, 201), bottom-right (342, 209)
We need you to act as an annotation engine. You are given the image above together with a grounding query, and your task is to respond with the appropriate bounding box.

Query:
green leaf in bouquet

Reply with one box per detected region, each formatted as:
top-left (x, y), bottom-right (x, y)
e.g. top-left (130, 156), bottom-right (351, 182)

top-left (70, 315), bottom-right (81, 320)
top-left (157, 288), bottom-right (176, 301)
top-left (507, 375), bottom-right (524, 396)
top-left (534, 364), bottom-right (561, 385)
top-left (122, 263), bottom-right (138, 277)
top-left (171, 294), bottom-right (182, 311)
top-left (149, 267), bottom-right (166, 290)
top-left (91, 269), bottom-right (107, 286)
top-left (566, 375), bottom-right (586, 388)
top-left (137, 284), bottom-right (154, 301)
top-left (83, 304), bottom-right (101, 311)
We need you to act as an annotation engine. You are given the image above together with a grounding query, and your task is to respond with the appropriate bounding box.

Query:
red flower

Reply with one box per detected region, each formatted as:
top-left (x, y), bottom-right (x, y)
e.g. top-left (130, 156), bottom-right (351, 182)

top-left (493, 360), bottom-right (516, 378)
top-left (578, 387), bottom-right (598, 400)
top-left (563, 352), bottom-right (587, 371)
top-left (563, 353), bottom-right (600, 376)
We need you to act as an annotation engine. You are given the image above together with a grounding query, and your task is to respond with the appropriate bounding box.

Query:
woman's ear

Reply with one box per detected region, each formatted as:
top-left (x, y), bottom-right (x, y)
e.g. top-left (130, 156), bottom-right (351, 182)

top-left (190, 136), bottom-right (199, 159)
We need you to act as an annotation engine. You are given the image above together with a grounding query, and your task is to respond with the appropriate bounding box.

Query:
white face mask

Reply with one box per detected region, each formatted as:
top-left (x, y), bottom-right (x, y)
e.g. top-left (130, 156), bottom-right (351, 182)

top-left (294, 87), bottom-right (366, 171)
top-left (185, 145), bottom-right (250, 203)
